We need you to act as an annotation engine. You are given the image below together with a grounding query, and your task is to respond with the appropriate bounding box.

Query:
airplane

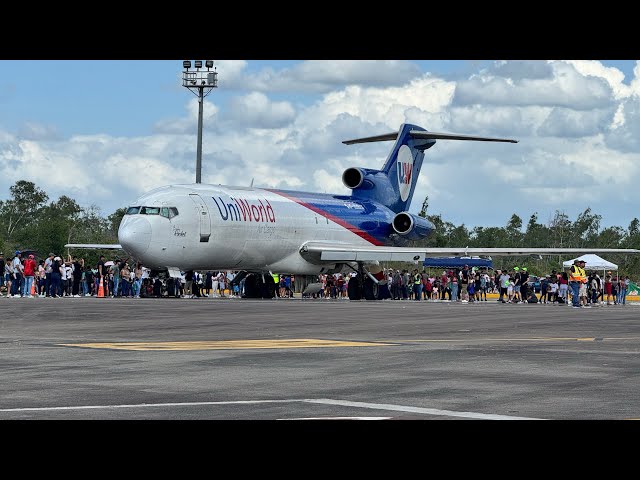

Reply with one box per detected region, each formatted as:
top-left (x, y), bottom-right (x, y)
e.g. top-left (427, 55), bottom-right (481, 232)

top-left (66, 123), bottom-right (640, 300)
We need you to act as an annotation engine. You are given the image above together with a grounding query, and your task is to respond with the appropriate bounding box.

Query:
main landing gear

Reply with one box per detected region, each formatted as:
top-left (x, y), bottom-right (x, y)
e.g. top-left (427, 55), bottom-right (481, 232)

top-left (347, 262), bottom-right (380, 301)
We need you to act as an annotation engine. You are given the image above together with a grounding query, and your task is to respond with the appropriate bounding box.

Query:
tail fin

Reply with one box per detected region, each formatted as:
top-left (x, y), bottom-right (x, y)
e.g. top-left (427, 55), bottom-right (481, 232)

top-left (343, 123), bottom-right (517, 213)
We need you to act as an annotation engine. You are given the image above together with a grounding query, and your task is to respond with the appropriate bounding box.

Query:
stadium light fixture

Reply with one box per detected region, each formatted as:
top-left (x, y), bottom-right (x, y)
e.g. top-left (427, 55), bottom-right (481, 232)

top-left (181, 60), bottom-right (219, 184)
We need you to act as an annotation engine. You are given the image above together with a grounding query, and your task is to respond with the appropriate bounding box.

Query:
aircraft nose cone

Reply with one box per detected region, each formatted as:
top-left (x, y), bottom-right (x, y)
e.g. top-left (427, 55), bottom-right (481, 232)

top-left (119, 216), bottom-right (152, 257)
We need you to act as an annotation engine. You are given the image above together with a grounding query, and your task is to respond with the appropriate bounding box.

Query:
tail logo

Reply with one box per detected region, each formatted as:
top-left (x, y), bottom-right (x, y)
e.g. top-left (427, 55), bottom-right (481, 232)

top-left (396, 145), bottom-right (414, 202)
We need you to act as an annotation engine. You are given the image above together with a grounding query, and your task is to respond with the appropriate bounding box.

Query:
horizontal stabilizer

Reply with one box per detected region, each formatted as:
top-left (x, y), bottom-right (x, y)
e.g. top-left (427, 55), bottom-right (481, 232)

top-left (342, 130), bottom-right (517, 145)
top-left (65, 243), bottom-right (123, 250)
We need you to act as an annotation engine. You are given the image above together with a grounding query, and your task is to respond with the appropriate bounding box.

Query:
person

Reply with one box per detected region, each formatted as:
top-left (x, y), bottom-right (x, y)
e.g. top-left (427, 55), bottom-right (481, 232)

top-left (579, 271), bottom-right (589, 307)
top-left (50, 256), bottom-right (62, 298)
top-left (527, 288), bottom-right (539, 303)
top-left (520, 267), bottom-right (529, 303)
top-left (43, 253), bottom-right (54, 297)
top-left (569, 259), bottom-right (586, 308)
top-left (11, 251), bottom-right (23, 297)
top-left (499, 269), bottom-right (510, 303)
top-left (134, 263), bottom-right (143, 298)
top-left (185, 270), bottom-right (194, 298)
top-left (558, 271), bottom-right (569, 304)
top-left (620, 276), bottom-right (630, 305)
top-left (4, 258), bottom-right (13, 298)
top-left (0, 252), bottom-right (4, 293)
top-left (412, 269), bottom-right (422, 301)
top-left (512, 266), bottom-right (521, 303)
top-left (450, 271), bottom-right (459, 301)
top-left (539, 275), bottom-right (549, 304)
top-left (604, 271), bottom-right (613, 305)
top-left (22, 254), bottom-right (37, 298)
top-left (71, 257), bottom-right (83, 297)
top-left (589, 273), bottom-right (599, 305)
top-left (120, 262), bottom-right (131, 297)
top-left (96, 255), bottom-right (106, 295)
top-left (84, 265), bottom-right (94, 296)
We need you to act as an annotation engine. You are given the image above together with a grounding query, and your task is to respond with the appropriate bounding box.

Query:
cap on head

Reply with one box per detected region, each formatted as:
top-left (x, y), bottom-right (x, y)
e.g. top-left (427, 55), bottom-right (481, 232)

top-left (28, 254), bottom-right (34, 259)
top-left (522, 267), bottom-right (527, 271)
top-left (49, 252), bottom-right (54, 257)
top-left (15, 250), bottom-right (21, 255)
top-left (514, 267), bottom-right (519, 271)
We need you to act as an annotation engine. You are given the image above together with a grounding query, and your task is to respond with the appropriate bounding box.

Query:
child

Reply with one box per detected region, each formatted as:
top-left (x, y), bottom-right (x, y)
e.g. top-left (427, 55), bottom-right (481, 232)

top-left (507, 279), bottom-right (514, 303)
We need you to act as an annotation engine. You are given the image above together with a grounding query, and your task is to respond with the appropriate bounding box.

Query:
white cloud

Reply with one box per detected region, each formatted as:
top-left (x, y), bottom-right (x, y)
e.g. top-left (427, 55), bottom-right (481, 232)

top-left (221, 60), bottom-right (423, 93)
top-left (222, 92), bottom-right (295, 128)
top-left (453, 61), bottom-right (613, 110)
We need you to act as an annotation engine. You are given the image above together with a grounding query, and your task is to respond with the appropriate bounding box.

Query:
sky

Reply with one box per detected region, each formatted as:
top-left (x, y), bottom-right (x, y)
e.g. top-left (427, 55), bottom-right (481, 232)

top-left (1, 59), bottom-right (640, 232)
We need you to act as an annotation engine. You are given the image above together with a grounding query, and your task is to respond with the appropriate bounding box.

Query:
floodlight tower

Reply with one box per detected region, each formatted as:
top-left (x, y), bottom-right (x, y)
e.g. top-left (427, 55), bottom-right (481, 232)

top-left (181, 60), bottom-right (218, 184)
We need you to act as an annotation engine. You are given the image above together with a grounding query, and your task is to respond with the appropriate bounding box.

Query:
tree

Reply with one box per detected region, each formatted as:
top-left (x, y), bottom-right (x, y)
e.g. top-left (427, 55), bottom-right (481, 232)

top-left (549, 210), bottom-right (572, 248)
top-left (0, 180), bottom-right (48, 243)
top-left (107, 207), bottom-right (127, 238)
top-left (418, 196), bottom-right (429, 218)
top-left (572, 207), bottom-right (601, 247)
top-left (505, 214), bottom-right (523, 246)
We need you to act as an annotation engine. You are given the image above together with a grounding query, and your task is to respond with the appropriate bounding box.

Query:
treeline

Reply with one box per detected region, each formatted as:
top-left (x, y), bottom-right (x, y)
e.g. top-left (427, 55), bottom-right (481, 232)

top-left (414, 196), bottom-right (640, 277)
top-left (0, 180), bottom-right (126, 266)
top-left (2, 181), bottom-right (640, 277)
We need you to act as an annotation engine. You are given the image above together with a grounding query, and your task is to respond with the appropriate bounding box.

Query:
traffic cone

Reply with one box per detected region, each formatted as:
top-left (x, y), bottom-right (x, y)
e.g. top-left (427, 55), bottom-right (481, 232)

top-left (98, 278), bottom-right (104, 298)
top-left (31, 282), bottom-right (36, 296)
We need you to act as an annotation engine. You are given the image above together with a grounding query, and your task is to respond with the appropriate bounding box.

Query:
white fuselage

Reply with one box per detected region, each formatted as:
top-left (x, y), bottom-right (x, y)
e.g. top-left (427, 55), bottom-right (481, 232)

top-left (118, 184), bottom-right (379, 274)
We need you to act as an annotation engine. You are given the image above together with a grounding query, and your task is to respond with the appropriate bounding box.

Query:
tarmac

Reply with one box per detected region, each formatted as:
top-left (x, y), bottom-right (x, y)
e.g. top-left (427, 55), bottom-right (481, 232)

top-left (2, 295), bottom-right (640, 420)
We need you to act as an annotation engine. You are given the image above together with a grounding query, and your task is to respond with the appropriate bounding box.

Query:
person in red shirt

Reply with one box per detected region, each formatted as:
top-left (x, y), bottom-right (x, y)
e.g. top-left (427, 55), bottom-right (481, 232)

top-left (22, 254), bottom-right (37, 297)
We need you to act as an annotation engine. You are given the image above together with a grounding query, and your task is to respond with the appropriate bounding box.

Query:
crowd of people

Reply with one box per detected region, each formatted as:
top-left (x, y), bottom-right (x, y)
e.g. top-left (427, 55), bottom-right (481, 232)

top-left (312, 263), bottom-right (633, 307)
top-left (0, 251), bottom-right (237, 299)
top-left (1, 250), bottom-right (634, 305)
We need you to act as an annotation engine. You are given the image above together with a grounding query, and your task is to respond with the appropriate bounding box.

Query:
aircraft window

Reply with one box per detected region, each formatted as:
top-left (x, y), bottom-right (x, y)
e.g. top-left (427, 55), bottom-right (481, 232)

top-left (160, 207), bottom-right (170, 218)
top-left (126, 206), bottom-right (140, 215)
top-left (169, 207), bottom-right (179, 218)
top-left (140, 207), bottom-right (160, 215)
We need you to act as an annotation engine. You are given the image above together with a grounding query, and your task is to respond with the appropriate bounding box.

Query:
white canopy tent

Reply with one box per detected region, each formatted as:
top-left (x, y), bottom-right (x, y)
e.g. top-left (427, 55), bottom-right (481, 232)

top-left (563, 254), bottom-right (618, 280)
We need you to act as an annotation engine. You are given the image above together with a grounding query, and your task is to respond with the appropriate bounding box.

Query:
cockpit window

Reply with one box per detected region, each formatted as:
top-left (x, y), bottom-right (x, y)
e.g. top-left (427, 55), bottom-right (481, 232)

top-left (130, 206), bottom-right (178, 218)
top-left (140, 207), bottom-right (160, 215)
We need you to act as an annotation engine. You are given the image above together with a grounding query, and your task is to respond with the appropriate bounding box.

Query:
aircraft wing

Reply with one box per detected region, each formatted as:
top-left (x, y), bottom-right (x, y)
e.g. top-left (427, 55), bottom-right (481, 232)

top-left (65, 243), bottom-right (123, 250)
top-left (299, 242), bottom-right (640, 263)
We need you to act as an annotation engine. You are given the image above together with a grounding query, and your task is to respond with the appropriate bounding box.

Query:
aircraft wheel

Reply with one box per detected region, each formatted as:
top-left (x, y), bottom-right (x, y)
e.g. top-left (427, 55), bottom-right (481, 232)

top-left (264, 275), bottom-right (276, 298)
top-left (363, 276), bottom-right (377, 300)
top-left (347, 276), bottom-right (362, 300)
top-left (243, 274), bottom-right (259, 298)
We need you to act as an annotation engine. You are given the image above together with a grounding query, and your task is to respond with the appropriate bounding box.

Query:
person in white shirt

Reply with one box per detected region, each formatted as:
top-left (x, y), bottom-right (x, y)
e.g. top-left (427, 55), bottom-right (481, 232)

top-left (37, 261), bottom-right (45, 297)
top-left (60, 261), bottom-right (68, 296)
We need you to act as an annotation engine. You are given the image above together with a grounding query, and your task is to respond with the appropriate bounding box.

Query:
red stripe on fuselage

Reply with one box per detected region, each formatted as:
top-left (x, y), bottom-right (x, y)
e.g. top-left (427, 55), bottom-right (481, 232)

top-left (267, 190), bottom-right (384, 246)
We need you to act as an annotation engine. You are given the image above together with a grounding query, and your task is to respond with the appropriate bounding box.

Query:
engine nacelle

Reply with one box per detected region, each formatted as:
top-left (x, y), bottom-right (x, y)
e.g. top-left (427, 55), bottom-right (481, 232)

top-left (342, 167), bottom-right (366, 189)
top-left (392, 212), bottom-right (435, 240)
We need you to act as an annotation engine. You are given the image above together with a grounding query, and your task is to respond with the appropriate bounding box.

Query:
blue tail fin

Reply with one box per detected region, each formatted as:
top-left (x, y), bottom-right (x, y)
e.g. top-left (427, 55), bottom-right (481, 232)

top-left (342, 123), bottom-right (517, 213)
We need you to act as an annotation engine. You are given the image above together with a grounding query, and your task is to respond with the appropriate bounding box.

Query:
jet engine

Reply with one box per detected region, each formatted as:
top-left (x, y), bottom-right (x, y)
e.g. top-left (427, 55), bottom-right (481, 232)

top-left (392, 212), bottom-right (434, 240)
top-left (342, 167), bottom-right (366, 189)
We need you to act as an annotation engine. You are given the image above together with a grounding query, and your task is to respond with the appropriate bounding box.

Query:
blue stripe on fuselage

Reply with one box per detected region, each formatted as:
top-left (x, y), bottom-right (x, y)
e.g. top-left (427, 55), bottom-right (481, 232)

top-left (266, 189), bottom-right (395, 246)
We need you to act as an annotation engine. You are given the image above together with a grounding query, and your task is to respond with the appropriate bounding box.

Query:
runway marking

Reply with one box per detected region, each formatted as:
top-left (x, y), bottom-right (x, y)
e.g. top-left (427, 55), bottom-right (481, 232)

top-left (59, 339), bottom-right (396, 351)
top-left (405, 337), bottom-right (627, 343)
top-left (303, 399), bottom-right (543, 420)
top-left (0, 398), bottom-right (541, 419)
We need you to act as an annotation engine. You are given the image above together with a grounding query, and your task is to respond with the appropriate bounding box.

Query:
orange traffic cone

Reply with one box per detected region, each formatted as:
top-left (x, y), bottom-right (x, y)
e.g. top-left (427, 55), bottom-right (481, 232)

top-left (31, 282), bottom-right (36, 296)
top-left (98, 278), bottom-right (104, 298)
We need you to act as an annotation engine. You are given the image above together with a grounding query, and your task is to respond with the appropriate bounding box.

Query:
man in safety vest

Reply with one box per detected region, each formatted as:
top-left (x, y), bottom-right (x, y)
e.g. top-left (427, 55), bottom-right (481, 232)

top-left (569, 259), bottom-right (587, 308)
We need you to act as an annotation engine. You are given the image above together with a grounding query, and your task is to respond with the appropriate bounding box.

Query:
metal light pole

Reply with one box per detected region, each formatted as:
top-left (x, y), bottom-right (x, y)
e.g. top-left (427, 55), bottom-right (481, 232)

top-left (182, 60), bottom-right (218, 184)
